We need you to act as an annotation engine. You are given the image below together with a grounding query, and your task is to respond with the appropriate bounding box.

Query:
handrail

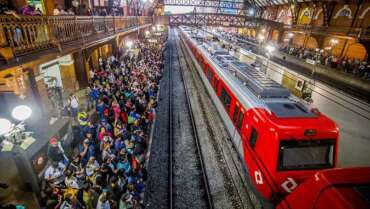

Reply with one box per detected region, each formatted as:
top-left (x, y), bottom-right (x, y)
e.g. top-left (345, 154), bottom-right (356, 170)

top-left (166, 13), bottom-right (370, 39)
top-left (0, 15), bottom-right (152, 58)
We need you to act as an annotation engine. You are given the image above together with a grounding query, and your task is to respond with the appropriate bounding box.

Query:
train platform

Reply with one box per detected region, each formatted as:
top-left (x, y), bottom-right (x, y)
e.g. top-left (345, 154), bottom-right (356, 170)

top-left (214, 32), bottom-right (370, 102)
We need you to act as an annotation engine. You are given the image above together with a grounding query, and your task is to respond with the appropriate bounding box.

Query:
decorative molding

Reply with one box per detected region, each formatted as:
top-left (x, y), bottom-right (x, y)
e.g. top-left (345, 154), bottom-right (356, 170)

top-left (334, 5), bottom-right (352, 19)
top-left (359, 6), bottom-right (370, 19)
top-left (299, 8), bottom-right (312, 19)
top-left (313, 8), bottom-right (322, 20)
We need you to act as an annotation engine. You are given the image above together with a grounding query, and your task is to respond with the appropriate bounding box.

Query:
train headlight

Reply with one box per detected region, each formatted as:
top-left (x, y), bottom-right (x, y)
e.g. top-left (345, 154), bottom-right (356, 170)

top-left (304, 129), bottom-right (316, 136)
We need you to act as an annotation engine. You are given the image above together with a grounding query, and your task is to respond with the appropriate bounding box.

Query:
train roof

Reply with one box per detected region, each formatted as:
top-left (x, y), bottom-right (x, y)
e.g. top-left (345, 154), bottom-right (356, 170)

top-left (181, 27), bottom-right (318, 119)
top-left (228, 61), bottom-right (316, 118)
top-left (228, 61), bottom-right (291, 98)
top-left (264, 100), bottom-right (316, 118)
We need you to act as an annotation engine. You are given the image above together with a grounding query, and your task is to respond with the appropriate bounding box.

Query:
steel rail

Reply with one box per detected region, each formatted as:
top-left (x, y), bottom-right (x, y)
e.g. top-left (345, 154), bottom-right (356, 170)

top-left (169, 28), bottom-right (174, 209)
top-left (172, 28), bottom-right (215, 209)
top-left (177, 27), bottom-right (260, 209)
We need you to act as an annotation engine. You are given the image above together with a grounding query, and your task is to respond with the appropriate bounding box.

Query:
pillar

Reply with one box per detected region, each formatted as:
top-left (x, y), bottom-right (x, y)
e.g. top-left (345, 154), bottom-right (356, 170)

top-left (111, 39), bottom-right (119, 56)
top-left (312, 34), bottom-right (326, 49)
top-left (361, 40), bottom-right (370, 62)
top-left (26, 68), bottom-right (44, 120)
top-left (73, 50), bottom-right (88, 89)
top-left (277, 30), bottom-right (285, 44)
top-left (44, 0), bottom-right (56, 15)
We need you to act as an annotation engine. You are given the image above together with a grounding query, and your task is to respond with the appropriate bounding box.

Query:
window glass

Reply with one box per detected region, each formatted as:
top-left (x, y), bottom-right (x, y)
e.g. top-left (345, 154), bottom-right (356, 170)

top-left (278, 140), bottom-right (335, 171)
top-left (353, 185), bottom-right (370, 204)
top-left (213, 79), bottom-right (219, 91)
top-left (233, 105), bottom-right (239, 122)
top-left (237, 111), bottom-right (244, 130)
top-left (220, 87), bottom-right (231, 111)
top-left (249, 128), bottom-right (258, 149)
top-left (207, 70), bottom-right (213, 82)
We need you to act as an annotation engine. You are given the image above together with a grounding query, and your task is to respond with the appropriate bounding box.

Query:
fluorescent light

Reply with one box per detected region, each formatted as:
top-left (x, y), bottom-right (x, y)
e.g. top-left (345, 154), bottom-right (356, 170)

top-left (265, 45), bottom-right (276, 53)
top-left (0, 118), bottom-right (12, 135)
top-left (126, 41), bottom-right (133, 48)
top-left (12, 105), bottom-right (32, 121)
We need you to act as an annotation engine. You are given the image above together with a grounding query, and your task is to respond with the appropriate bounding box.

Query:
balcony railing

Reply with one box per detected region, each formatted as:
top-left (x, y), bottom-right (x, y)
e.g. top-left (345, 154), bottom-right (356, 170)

top-left (284, 24), bottom-right (370, 40)
top-left (0, 15), bottom-right (152, 59)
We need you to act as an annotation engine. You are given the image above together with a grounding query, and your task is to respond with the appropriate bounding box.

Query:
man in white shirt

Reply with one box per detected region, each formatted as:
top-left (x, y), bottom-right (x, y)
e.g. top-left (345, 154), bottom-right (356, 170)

top-left (44, 161), bottom-right (66, 185)
top-left (69, 94), bottom-right (79, 118)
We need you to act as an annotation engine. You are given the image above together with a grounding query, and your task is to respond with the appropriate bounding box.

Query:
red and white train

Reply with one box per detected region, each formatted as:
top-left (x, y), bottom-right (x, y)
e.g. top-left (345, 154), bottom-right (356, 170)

top-left (178, 27), bottom-right (370, 208)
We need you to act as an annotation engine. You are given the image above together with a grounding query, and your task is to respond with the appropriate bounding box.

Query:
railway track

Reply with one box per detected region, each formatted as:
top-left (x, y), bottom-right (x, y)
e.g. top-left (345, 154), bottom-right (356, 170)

top-left (168, 28), bottom-right (214, 209)
top-left (175, 28), bottom-right (263, 209)
top-left (145, 27), bottom-right (261, 209)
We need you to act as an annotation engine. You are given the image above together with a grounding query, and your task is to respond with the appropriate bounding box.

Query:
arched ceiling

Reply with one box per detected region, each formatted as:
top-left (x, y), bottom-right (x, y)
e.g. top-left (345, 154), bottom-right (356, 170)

top-left (159, 0), bottom-right (363, 10)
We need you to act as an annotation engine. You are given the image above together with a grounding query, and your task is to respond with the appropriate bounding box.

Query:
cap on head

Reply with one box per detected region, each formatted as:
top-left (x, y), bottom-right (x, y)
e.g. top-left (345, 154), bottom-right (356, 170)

top-left (49, 136), bottom-right (58, 146)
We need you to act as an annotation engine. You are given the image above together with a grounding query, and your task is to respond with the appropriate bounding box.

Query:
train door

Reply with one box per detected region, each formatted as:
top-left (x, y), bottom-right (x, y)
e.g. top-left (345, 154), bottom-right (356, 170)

top-left (206, 68), bottom-right (214, 86)
top-left (191, 43), bottom-right (196, 55)
top-left (213, 76), bottom-right (220, 94)
top-left (231, 102), bottom-right (245, 157)
top-left (219, 85), bottom-right (232, 116)
top-left (203, 61), bottom-right (209, 74)
top-left (197, 54), bottom-right (203, 66)
top-left (242, 110), bottom-right (276, 199)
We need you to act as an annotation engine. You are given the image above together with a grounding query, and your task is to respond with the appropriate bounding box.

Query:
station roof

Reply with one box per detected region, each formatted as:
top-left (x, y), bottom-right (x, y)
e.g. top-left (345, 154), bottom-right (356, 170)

top-left (162, 0), bottom-right (353, 10)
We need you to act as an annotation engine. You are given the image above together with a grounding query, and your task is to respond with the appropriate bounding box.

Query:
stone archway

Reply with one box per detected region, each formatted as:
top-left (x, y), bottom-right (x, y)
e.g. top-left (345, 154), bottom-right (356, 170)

top-left (291, 33), bottom-right (305, 47)
top-left (312, 7), bottom-right (324, 26)
top-left (331, 4), bottom-right (353, 27)
top-left (305, 36), bottom-right (318, 49)
top-left (298, 7), bottom-right (312, 25)
top-left (277, 6), bottom-right (293, 25)
top-left (271, 29), bottom-right (280, 43)
top-left (345, 43), bottom-right (368, 61)
top-left (359, 6), bottom-right (370, 28)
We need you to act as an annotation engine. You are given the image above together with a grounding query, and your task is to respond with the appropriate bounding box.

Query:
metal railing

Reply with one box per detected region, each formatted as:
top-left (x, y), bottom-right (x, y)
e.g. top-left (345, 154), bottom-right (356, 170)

top-left (284, 24), bottom-right (370, 39)
top-left (0, 15), bottom-right (152, 57)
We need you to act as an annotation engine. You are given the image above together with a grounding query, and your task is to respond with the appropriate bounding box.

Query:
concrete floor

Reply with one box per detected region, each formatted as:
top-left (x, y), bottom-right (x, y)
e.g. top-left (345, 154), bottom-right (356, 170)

top-left (250, 55), bottom-right (370, 167)
top-left (310, 81), bottom-right (370, 167)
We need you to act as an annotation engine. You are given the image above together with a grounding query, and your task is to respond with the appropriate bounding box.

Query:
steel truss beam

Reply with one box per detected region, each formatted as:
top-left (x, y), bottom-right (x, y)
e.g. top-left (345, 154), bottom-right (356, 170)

top-left (168, 13), bottom-right (283, 28)
top-left (164, 0), bottom-right (244, 10)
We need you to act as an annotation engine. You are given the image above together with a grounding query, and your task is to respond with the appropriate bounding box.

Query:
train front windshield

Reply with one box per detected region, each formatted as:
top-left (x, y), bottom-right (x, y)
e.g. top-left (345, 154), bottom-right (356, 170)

top-left (278, 140), bottom-right (335, 171)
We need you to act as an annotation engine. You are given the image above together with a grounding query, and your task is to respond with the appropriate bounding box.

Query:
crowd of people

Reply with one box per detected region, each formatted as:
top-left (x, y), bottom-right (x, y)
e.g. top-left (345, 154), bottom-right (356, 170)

top-left (280, 46), bottom-right (370, 79)
top-left (0, 1), bottom-right (125, 17)
top-left (40, 36), bottom-right (166, 209)
top-left (227, 32), bottom-right (370, 80)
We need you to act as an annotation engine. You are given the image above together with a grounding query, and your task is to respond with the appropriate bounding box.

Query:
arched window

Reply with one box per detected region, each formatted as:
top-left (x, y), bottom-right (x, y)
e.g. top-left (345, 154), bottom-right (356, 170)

top-left (334, 5), bottom-right (352, 19)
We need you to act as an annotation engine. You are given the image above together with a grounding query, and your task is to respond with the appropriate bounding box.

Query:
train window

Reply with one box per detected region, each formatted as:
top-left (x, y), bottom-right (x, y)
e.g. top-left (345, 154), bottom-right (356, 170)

top-left (213, 79), bottom-right (219, 91)
top-left (203, 63), bottom-right (208, 72)
top-left (233, 105), bottom-right (240, 122)
top-left (353, 185), bottom-right (370, 204)
top-left (278, 139), bottom-right (335, 171)
top-left (249, 128), bottom-right (258, 149)
top-left (237, 112), bottom-right (244, 130)
top-left (220, 87), bottom-right (231, 110)
top-left (207, 70), bottom-right (214, 82)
